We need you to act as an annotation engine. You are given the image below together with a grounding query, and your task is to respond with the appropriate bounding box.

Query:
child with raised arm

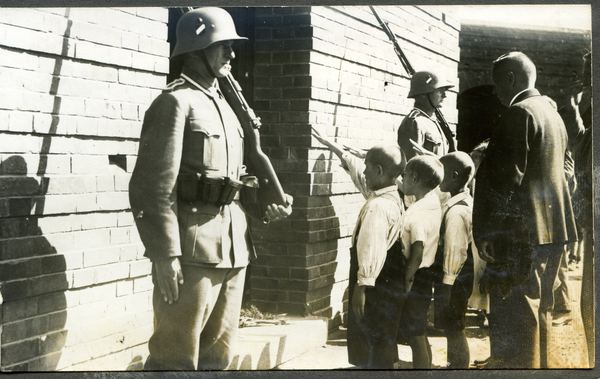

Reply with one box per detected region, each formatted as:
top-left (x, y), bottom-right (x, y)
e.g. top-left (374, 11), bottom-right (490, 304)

top-left (312, 127), bottom-right (406, 368)
top-left (397, 155), bottom-right (444, 369)
top-left (432, 152), bottom-right (476, 368)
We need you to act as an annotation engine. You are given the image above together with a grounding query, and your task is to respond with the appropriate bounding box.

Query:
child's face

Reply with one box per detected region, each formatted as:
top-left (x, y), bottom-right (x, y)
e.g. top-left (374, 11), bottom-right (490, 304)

top-left (401, 167), bottom-right (415, 195)
top-left (439, 165), bottom-right (454, 193)
top-left (363, 156), bottom-right (379, 190)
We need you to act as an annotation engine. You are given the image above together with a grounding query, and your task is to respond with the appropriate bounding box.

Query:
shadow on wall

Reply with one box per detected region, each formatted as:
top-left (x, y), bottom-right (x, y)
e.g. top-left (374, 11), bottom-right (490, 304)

top-left (311, 153), bottom-right (343, 326)
top-left (456, 85), bottom-right (506, 153)
top-left (0, 156), bottom-right (68, 371)
top-left (126, 355), bottom-right (144, 371)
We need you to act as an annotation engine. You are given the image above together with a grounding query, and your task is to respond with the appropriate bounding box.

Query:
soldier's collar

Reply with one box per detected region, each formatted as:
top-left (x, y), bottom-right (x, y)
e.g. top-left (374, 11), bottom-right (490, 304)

top-left (181, 73), bottom-right (221, 99)
top-left (411, 107), bottom-right (437, 122)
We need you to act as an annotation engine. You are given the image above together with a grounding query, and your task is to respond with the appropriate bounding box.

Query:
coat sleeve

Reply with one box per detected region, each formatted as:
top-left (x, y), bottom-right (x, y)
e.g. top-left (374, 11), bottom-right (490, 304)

top-left (129, 93), bottom-right (187, 262)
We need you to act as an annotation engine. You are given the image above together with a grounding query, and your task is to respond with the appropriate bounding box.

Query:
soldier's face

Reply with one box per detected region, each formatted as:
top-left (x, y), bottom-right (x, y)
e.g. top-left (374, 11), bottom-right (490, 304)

top-left (204, 40), bottom-right (236, 78)
top-left (428, 88), bottom-right (447, 108)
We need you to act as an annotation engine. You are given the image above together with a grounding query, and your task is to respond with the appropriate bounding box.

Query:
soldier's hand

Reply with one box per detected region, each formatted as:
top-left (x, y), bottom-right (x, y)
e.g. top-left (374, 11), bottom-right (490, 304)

top-left (155, 257), bottom-right (184, 304)
top-left (264, 194), bottom-right (293, 222)
top-left (476, 240), bottom-right (495, 263)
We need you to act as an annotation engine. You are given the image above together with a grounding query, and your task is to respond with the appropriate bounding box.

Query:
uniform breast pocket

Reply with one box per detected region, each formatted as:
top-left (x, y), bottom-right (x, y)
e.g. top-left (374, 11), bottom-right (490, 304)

top-left (189, 119), bottom-right (224, 171)
top-left (423, 131), bottom-right (442, 153)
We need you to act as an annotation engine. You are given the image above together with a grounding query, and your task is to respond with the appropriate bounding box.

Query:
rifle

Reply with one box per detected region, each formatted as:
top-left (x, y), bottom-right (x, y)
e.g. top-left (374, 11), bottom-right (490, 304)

top-left (369, 6), bottom-right (456, 152)
top-left (218, 73), bottom-right (290, 214)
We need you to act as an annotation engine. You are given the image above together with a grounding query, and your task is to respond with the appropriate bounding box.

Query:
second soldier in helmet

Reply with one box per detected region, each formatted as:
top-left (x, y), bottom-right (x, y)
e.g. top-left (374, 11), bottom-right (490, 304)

top-left (397, 71), bottom-right (454, 160)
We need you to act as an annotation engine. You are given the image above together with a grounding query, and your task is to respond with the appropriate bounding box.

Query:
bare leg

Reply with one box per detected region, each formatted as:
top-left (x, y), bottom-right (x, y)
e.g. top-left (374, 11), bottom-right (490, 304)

top-left (410, 334), bottom-right (431, 369)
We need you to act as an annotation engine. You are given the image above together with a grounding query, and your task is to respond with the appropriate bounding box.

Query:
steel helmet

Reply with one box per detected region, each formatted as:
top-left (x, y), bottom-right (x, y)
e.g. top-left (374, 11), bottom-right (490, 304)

top-left (407, 71), bottom-right (454, 98)
top-left (171, 7), bottom-right (247, 59)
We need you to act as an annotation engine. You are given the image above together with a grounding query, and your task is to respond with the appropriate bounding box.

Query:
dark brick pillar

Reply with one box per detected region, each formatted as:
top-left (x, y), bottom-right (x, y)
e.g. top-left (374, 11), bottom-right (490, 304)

top-left (249, 7), bottom-right (337, 318)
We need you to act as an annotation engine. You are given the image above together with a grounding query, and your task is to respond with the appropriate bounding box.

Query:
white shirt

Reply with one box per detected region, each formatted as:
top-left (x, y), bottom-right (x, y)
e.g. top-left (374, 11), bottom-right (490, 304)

top-left (342, 153), bottom-right (404, 286)
top-left (440, 191), bottom-right (473, 285)
top-left (402, 190), bottom-right (442, 269)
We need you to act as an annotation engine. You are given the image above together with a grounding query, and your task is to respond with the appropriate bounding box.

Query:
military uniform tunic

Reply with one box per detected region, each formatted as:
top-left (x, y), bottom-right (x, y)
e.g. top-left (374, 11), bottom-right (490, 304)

top-left (397, 107), bottom-right (450, 161)
top-left (130, 76), bottom-right (252, 269)
top-left (129, 74), bottom-right (254, 370)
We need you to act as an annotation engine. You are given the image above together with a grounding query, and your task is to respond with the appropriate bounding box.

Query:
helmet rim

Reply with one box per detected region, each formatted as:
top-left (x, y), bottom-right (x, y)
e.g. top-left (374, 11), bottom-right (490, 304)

top-left (171, 7), bottom-right (247, 59)
top-left (407, 71), bottom-right (454, 98)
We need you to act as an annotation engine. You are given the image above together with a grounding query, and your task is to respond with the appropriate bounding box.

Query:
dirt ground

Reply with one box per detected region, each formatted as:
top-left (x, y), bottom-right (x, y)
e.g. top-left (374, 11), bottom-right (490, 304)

top-left (277, 260), bottom-right (589, 370)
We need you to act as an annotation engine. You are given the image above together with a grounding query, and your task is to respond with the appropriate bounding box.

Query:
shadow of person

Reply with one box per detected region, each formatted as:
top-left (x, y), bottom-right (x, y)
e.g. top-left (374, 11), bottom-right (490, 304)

top-left (456, 85), bottom-right (506, 153)
top-left (0, 156), bottom-right (68, 371)
top-left (126, 355), bottom-right (144, 371)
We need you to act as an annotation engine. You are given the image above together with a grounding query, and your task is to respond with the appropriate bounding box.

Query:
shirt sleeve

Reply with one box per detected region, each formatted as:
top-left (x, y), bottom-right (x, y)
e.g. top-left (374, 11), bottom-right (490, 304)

top-left (356, 200), bottom-right (395, 286)
top-left (341, 152), bottom-right (373, 200)
top-left (442, 208), bottom-right (471, 285)
top-left (409, 216), bottom-right (427, 246)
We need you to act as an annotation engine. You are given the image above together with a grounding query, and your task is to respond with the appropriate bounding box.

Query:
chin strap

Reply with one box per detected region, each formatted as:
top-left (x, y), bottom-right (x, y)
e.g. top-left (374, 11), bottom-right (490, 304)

top-left (200, 50), bottom-right (218, 78)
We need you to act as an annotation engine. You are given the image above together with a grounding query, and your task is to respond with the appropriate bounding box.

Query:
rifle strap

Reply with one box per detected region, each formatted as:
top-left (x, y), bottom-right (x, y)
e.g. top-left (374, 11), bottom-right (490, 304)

top-left (436, 111), bottom-right (456, 152)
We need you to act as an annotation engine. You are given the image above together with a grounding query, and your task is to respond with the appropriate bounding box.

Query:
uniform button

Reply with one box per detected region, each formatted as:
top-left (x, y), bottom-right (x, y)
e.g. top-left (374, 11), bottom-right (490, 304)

top-left (191, 207), bottom-right (197, 213)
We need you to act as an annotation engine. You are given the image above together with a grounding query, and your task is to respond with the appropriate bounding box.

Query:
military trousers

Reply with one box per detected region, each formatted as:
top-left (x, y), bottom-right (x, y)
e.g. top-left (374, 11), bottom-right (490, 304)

top-left (144, 264), bottom-right (246, 370)
top-left (488, 243), bottom-right (564, 368)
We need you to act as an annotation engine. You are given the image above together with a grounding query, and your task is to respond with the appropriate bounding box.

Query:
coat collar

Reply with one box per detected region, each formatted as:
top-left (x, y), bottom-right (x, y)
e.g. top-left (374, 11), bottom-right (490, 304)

top-left (510, 88), bottom-right (541, 106)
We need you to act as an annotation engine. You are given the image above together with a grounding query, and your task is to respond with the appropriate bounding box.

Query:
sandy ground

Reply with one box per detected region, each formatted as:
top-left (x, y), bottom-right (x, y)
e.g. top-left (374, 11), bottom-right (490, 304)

top-left (277, 259), bottom-right (589, 370)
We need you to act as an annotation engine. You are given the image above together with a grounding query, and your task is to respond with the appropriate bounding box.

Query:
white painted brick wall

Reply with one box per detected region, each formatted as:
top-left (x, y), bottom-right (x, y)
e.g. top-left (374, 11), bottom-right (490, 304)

top-left (0, 7), bottom-right (168, 371)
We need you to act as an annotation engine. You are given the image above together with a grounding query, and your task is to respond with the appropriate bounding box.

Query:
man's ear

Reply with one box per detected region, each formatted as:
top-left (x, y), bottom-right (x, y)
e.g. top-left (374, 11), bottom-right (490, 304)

top-left (452, 170), bottom-right (459, 182)
top-left (507, 71), bottom-right (515, 86)
top-left (377, 164), bottom-right (384, 177)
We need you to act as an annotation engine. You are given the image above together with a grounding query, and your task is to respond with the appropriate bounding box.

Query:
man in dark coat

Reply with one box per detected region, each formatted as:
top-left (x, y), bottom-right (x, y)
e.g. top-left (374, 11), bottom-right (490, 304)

top-left (473, 52), bottom-right (578, 368)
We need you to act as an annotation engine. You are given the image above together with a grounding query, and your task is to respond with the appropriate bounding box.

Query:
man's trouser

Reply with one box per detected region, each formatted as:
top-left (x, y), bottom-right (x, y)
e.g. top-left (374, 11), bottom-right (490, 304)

top-left (488, 243), bottom-right (564, 368)
top-left (553, 249), bottom-right (570, 312)
top-left (144, 264), bottom-right (246, 370)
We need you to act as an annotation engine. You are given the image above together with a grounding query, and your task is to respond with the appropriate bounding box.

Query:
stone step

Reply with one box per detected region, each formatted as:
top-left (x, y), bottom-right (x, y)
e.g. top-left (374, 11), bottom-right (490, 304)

top-left (228, 316), bottom-right (328, 370)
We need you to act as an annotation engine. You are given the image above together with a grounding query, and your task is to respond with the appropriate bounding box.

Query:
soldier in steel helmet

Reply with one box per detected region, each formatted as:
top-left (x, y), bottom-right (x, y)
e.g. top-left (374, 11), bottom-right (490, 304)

top-left (129, 7), bottom-right (292, 370)
top-left (397, 71), bottom-right (454, 161)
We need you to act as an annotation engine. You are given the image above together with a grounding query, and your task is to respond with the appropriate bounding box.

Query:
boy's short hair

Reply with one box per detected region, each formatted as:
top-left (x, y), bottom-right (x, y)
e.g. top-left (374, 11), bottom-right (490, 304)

top-left (405, 155), bottom-right (443, 190)
top-left (440, 152), bottom-right (475, 188)
top-left (367, 144), bottom-right (407, 179)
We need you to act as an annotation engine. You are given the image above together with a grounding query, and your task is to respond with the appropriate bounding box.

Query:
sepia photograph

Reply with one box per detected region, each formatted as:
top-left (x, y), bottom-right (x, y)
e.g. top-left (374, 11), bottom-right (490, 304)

top-left (0, 3), bottom-right (594, 376)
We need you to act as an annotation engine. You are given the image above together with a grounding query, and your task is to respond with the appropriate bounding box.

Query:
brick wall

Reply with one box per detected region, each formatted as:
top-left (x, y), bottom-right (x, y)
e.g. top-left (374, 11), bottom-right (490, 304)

top-left (457, 21), bottom-right (591, 151)
top-left (248, 6), bottom-right (459, 327)
top-left (459, 22), bottom-right (591, 103)
top-left (0, 7), bottom-right (168, 371)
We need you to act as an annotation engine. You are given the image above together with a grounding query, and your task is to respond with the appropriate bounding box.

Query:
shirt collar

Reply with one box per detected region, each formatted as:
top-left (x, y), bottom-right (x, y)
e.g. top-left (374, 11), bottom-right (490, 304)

top-left (373, 185), bottom-right (398, 197)
top-left (444, 191), bottom-right (471, 209)
top-left (509, 88), bottom-right (533, 107)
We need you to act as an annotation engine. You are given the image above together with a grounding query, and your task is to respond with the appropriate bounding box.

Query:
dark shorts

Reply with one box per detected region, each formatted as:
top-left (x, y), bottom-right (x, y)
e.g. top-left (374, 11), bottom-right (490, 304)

top-left (433, 279), bottom-right (471, 332)
top-left (398, 267), bottom-right (434, 338)
top-left (433, 245), bottom-right (475, 332)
